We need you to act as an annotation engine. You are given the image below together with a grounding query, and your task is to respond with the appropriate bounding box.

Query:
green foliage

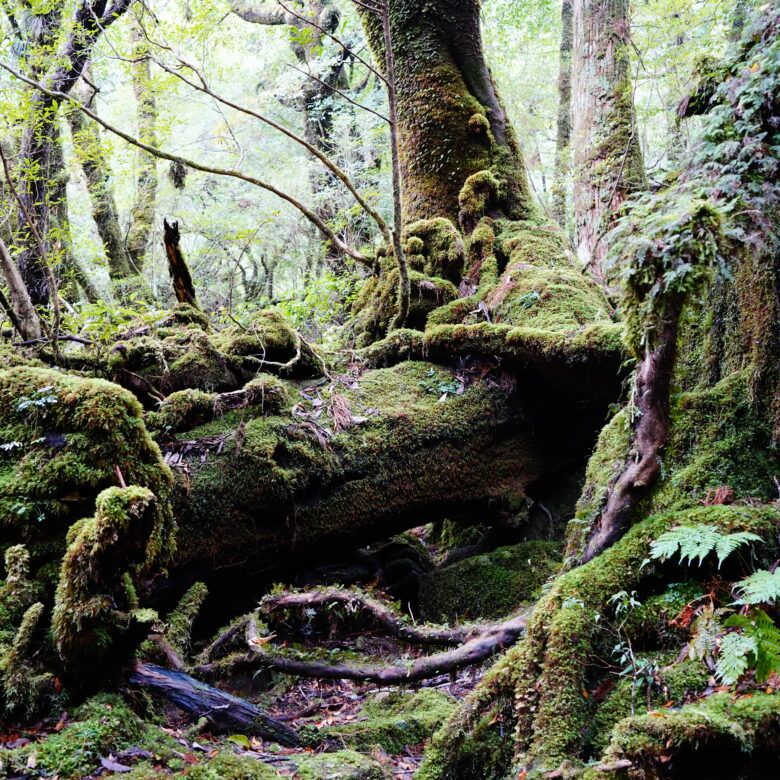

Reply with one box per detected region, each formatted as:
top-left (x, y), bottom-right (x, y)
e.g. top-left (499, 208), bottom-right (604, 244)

top-left (734, 568), bottom-right (780, 605)
top-left (647, 523), bottom-right (762, 568)
top-left (717, 609), bottom-right (780, 684)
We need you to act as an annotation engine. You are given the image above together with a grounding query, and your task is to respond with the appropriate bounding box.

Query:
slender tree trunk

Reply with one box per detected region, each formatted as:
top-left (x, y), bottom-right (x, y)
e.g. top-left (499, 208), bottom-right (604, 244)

top-left (68, 72), bottom-right (135, 280)
top-left (15, 1), bottom-right (134, 305)
top-left (551, 0), bottom-right (573, 230)
top-left (359, 0), bottom-right (534, 226)
top-left (0, 237), bottom-right (43, 341)
top-left (572, 0), bottom-right (645, 278)
top-left (125, 9), bottom-right (159, 274)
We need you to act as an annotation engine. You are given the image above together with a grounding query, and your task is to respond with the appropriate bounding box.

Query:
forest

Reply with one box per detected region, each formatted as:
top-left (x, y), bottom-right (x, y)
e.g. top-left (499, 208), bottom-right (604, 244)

top-left (0, 0), bottom-right (778, 777)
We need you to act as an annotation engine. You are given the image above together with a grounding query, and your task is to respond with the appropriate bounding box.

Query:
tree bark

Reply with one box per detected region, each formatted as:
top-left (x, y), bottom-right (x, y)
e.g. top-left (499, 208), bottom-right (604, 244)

top-left (125, 8), bottom-right (159, 274)
top-left (572, 0), bottom-right (645, 278)
top-left (0, 237), bottom-right (43, 341)
top-left (163, 220), bottom-right (198, 307)
top-left (129, 662), bottom-right (300, 746)
top-left (68, 70), bottom-right (135, 280)
top-left (15, 0), bottom-right (135, 305)
top-left (359, 0), bottom-right (534, 225)
top-left (551, 0), bottom-right (573, 229)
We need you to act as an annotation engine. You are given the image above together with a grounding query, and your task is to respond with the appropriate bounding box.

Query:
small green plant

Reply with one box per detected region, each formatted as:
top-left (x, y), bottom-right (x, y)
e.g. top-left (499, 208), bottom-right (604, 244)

top-left (646, 524), bottom-right (762, 568)
top-left (716, 609), bottom-right (780, 684)
top-left (734, 568), bottom-right (780, 605)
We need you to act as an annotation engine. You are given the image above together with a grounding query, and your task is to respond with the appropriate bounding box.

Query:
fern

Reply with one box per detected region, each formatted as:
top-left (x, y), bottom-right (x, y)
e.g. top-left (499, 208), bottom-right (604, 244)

top-left (716, 609), bottom-right (780, 684)
top-left (688, 603), bottom-right (729, 660)
top-left (715, 632), bottom-right (756, 684)
top-left (734, 568), bottom-right (780, 605)
top-left (649, 524), bottom-right (761, 568)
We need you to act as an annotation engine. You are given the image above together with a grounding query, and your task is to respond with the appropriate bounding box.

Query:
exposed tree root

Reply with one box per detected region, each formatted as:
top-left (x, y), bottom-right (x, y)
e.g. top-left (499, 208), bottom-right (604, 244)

top-left (129, 662), bottom-right (300, 746)
top-left (194, 610), bottom-right (527, 685)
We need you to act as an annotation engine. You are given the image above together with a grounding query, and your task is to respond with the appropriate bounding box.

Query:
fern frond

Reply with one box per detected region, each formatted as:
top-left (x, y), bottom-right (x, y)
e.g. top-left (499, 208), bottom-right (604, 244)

top-left (649, 524), bottom-right (762, 569)
top-left (734, 569), bottom-right (780, 605)
top-left (715, 632), bottom-right (756, 684)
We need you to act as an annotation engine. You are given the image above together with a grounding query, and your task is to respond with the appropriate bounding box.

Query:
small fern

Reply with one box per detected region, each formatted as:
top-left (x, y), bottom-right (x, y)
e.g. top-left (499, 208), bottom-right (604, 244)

top-left (688, 603), bottom-right (730, 660)
top-left (734, 568), bottom-right (780, 605)
top-left (648, 524), bottom-right (762, 568)
top-left (714, 608), bottom-right (780, 684)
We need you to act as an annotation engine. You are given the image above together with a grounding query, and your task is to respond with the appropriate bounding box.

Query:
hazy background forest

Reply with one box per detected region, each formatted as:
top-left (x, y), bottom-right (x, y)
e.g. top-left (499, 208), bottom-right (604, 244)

top-left (0, 0), bottom-right (747, 335)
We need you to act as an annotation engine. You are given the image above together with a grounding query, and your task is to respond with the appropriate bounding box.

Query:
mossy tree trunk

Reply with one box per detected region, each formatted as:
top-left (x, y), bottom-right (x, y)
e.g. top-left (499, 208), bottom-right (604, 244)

top-left (125, 8), bottom-right (159, 275)
top-left (14, 0), bottom-right (134, 305)
top-left (571, 0), bottom-right (645, 278)
top-left (68, 70), bottom-right (136, 280)
top-left (359, 0), bottom-right (535, 228)
top-left (551, 0), bottom-right (573, 230)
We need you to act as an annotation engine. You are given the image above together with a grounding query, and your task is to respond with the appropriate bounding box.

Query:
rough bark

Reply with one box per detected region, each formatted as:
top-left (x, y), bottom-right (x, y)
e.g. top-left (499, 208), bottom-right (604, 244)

top-left (163, 219), bottom-right (198, 307)
top-left (0, 237), bottom-right (43, 341)
top-left (359, 0), bottom-right (534, 225)
top-left (572, 0), bottom-right (645, 278)
top-left (551, 0), bottom-right (573, 229)
top-left (68, 71), bottom-right (135, 279)
top-left (15, 0), bottom-right (134, 305)
top-left (125, 8), bottom-right (159, 273)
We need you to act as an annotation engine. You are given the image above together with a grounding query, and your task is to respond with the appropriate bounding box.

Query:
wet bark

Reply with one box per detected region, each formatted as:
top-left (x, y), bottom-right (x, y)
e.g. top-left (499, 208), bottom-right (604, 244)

top-left (572, 0), bottom-right (645, 278)
top-left (15, 0), bottom-right (134, 305)
top-left (163, 220), bottom-right (198, 307)
top-left (125, 9), bottom-right (159, 274)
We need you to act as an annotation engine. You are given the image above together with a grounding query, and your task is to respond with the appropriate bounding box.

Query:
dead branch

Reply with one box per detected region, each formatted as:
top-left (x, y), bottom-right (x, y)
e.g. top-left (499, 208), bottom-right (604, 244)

top-left (129, 662), bottom-right (300, 746)
top-left (163, 219), bottom-right (198, 307)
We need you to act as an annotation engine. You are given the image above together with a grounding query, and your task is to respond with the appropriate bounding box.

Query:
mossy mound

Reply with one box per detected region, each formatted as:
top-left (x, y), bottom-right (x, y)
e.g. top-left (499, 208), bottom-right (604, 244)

top-left (323, 689), bottom-right (457, 754)
top-left (146, 374), bottom-right (290, 436)
top-left (0, 367), bottom-right (171, 553)
top-left (293, 749), bottom-right (390, 780)
top-left (0, 693), bottom-right (180, 780)
top-left (419, 540), bottom-right (562, 621)
top-left (593, 691), bottom-right (780, 778)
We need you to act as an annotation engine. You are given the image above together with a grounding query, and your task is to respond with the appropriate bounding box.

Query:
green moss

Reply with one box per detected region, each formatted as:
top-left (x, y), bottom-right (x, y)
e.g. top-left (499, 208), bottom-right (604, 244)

top-left (164, 581), bottom-right (208, 660)
top-left (294, 749), bottom-right (390, 779)
top-left (601, 690), bottom-right (780, 772)
top-left (176, 751), bottom-right (279, 779)
top-left (52, 486), bottom-right (170, 673)
top-left (419, 541), bottom-right (561, 622)
top-left (324, 689), bottom-right (457, 754)
top-left (173, 360), bottom-right (537, 572)
top-left (0, 694), bottom-right (161, 779)
top-left (0, 367), bottom-right (172, 555)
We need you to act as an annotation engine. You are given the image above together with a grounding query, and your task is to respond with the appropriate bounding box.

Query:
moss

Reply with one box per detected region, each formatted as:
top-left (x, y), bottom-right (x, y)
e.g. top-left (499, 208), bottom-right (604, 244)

top-left (403, 218), bottom-right (466, 285)
top-left (0, 693), bottom-right (156, 779)
top-left (600, 690), bottom-right (780, 773)
top-left (175, 751), bottom-right (279, 779)
top-left (293, 748), bottom-right (390, 779)
top-left (52, 486), bottom-right (170, 674)
top-left (172, 360), bottom-right (538, 573)
top-left (0, 342), bottom-right (45, 369)
top-left (0, 367), bottom-right (172, 557)
top-left (146, 375), bottom-right (290, 436)
top-left (164, 581), bottom-right (208, 660)
top-left (418, 505), bottom-right (779, 778)
top-left (564, 410), bottom-right (631, 563)
top-left (458, 170), bottom-right (500, 227)
top-left (158, 302), bottom-right (211, 331)
top-left (324, 689), bottom-right (457, 754)
top-left (419, 540), bottom-right (562, 622)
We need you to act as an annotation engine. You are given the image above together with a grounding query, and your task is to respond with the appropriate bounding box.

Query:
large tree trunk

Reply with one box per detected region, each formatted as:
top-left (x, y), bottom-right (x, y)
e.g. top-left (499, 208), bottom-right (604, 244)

top-left (359, 0), bottom-right (534, 226)
top-left (571, 0), bottom-right (645, 278)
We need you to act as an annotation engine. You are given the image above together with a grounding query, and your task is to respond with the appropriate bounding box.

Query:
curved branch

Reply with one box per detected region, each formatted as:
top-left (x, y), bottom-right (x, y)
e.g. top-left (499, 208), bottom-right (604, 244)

top-left (228, 0), bottom-right (286, 25)
top-left (0, 61), bottom-right (372, 268)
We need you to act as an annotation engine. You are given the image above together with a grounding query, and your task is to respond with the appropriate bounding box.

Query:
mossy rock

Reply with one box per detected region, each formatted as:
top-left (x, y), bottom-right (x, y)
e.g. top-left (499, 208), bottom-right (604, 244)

top-left (323, 689), bottom-right (457, 754)
top-left (293, 749), bottom-right (390, 779)
top-left (419, 540), bottom-right (561, 622)
top-left (0, 693), bottom-right (180, 780)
